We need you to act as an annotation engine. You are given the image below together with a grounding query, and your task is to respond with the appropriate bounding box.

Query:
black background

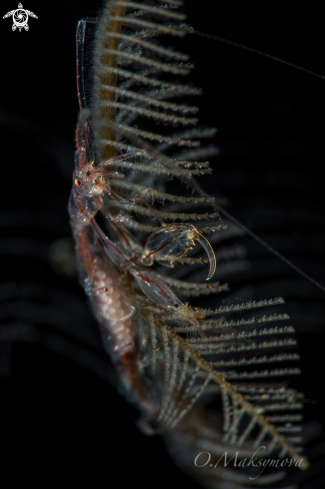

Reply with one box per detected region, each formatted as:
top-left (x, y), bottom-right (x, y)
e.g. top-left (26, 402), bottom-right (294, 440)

top-left (1, 1), bottom-right (325, 488)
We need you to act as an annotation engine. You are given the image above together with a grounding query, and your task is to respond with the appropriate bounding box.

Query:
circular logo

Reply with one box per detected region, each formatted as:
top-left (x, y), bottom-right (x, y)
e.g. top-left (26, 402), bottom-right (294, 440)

top-left (3, 4), bottom-right (38, 32)
top-left (12, 8), bottom-right (28, 30)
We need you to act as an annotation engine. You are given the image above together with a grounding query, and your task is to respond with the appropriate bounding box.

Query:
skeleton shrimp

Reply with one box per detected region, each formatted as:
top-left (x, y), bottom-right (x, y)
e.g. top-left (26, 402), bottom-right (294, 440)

top-left (69, 110), bottom-right (217, 334)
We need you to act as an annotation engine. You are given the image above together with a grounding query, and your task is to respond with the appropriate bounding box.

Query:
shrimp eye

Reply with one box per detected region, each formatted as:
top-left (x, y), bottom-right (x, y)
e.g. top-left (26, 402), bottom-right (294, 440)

top-left (74, 179), bottom-right (81, 186)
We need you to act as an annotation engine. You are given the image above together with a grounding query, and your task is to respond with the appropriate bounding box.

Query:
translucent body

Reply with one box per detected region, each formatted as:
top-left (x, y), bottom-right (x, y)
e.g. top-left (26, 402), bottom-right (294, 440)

top-left (130, 269), bottom-right (183, 309)
top-left (141, 223), bottom-right (216, 280)
top-left (69, 111), bottom-right (128, 227)
top-left (69, 5), bottom-right (308, 483)
top-left (69, 111), bottom-right (216, 316)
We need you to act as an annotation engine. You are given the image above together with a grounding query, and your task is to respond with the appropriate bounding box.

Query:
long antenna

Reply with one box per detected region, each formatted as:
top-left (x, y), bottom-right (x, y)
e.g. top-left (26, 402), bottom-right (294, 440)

top-left (105, 118), bottom-right (325, 295)
top-left (193, 30), bottom-right (325, 81)
top-left (192, 29), bottom-right (325, 293)
top-left (214, 203), bottom-right (325, 294)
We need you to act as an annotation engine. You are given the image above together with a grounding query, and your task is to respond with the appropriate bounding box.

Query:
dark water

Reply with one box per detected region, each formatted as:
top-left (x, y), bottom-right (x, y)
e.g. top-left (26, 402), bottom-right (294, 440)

top-left (1, 1), bottom-right (324, 487)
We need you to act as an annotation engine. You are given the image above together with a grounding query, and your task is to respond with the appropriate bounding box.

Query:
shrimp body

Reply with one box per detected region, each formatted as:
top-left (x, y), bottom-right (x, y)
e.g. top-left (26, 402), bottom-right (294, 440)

top-left (69, 2), bottom-right (310, 487)
top-left (71, 216), bottom-right (160, 419)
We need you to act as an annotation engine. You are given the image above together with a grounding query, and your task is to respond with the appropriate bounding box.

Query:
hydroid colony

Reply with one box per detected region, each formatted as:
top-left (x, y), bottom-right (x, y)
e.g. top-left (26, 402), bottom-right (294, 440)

top-left (69, 1), bottom-right (309, 487)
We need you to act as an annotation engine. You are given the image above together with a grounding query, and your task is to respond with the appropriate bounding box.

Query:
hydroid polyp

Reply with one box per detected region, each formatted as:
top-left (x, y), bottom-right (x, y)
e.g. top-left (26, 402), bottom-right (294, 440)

top-left (69, 1), bottom-right (312, 487)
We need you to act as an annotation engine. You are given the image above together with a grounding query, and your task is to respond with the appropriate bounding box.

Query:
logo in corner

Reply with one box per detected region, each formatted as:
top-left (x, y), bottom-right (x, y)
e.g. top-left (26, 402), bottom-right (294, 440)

top-left (3, 3), bottom-right (38, 32)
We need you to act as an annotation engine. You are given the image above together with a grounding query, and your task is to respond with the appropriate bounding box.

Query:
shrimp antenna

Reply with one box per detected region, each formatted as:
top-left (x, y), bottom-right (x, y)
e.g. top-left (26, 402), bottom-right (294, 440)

top-left (213, 203), bottom-right (325, 294)
top-left (193, 30), bottom-right (325, 81)
top-left (76, 17), bottom-right (325, 294)
top-left (104, 118), bottom-right (325, 294)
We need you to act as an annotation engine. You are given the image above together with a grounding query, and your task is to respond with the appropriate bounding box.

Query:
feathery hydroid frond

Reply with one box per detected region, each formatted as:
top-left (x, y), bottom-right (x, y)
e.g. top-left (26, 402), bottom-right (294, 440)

top-left (70, 1), bottom-right (309, 487)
